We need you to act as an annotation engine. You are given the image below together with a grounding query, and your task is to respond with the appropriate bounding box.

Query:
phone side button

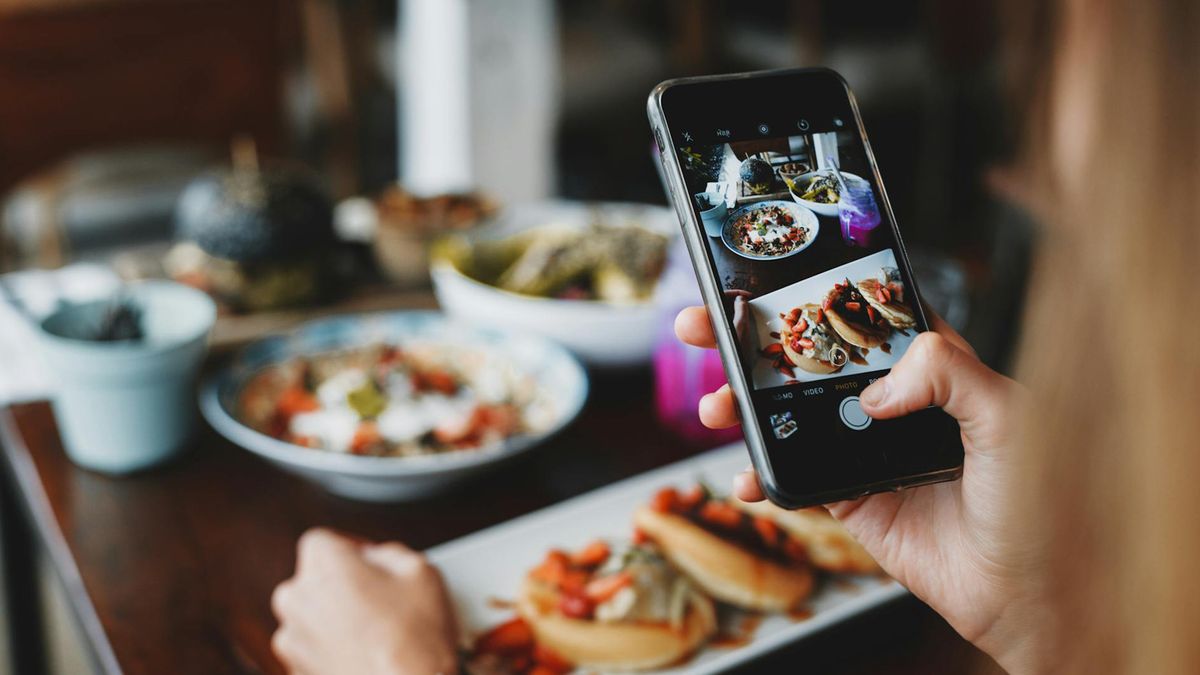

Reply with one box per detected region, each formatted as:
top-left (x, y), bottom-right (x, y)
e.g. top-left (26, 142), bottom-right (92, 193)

top-left (838, 396), bottom-right (872, 431)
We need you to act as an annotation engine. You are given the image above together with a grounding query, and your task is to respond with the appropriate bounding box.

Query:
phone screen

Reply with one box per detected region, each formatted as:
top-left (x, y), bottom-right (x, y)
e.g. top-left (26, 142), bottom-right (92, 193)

top-left (656, 71), bottom-right (962, 504)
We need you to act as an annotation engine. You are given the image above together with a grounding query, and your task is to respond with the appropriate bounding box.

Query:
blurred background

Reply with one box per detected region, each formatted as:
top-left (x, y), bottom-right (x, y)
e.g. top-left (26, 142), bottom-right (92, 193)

top-left (0, 0), bottom-right (1033, 672)
top-left (0, 0), bottom-right (1032, 360)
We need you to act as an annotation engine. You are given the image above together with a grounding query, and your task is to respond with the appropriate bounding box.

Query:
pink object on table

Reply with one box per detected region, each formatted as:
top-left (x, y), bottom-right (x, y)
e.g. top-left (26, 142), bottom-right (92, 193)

top-left (654, 332), bottom-right (742, 445)
top-left (652, 244), bottom-right (743, 446)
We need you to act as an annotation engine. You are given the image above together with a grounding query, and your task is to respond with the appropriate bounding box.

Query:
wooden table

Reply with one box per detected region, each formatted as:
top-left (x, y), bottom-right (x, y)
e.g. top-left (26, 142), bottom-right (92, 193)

top-left (0, 370), bottom-right (989, 675)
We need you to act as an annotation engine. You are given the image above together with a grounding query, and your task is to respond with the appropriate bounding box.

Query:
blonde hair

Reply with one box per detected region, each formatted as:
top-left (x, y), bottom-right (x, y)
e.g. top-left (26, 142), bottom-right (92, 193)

top-left (1008, 0), bottom-right (1200, 672)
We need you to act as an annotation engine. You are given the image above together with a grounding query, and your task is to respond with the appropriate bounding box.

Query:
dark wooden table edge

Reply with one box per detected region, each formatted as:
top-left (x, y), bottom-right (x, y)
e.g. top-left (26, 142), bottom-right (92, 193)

top-left (0, 403), bottom-right (123, 675)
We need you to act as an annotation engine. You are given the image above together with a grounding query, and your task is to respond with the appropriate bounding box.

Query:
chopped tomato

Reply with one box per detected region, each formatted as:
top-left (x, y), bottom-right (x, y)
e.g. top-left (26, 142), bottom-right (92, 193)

top-left (480, 405), bottom-right (521, 435)
top-left (678, 485), bottom-right (706, 510)
top-left (530, 550), bottom-right (569, 586)
top-left (288, 435), bottom-right (318, 448)
top-left (349, 422), bottom-right (382, 454)
top-left (473, 617), bottom-right (533, 656)
top-left (558, 569), bottom-right (589, 596)
top-left (411, 369), bottom-right (459, 395)
top-left (532, 644), bottom-right (574, 672)
top-left (277, 387), bottom-right (319, 416)
top-left (632, 527), bottom-right (649, 545)
top-left (348, 420), bottom-right (379, 451)
top-left (783, 538), bottom-right (809, 564)
top-left (433, 407), bottom-right (487, 445)
top-left (650, 487), bottom-right (679, 513)
top-left (557, 592), bottom-right (594, 619)
top-left (753, 517), bottom-right (780, 546)
top-left (267, 411), bottom-right (290, 438)
top-left (699, 500), bottom-right (743, 529)
top-left (570, 540), bottom-right (610, 568)
top-left (585, 571), bottom-right (633, 603)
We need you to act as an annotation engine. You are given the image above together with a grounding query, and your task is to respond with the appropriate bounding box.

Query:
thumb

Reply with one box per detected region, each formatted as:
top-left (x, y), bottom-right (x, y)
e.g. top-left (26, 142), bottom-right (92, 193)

top-left (859, 332), bottom-right (1014, 443)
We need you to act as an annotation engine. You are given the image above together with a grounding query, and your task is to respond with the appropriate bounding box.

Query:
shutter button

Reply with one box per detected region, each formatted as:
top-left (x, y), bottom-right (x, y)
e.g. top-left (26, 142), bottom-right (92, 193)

top-left (839, 396), bottom-right (872, 431)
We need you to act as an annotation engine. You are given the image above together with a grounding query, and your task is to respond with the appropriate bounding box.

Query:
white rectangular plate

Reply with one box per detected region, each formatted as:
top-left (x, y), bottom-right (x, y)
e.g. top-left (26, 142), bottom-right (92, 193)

top-left (427, 442), bottom-right (907, 674)
top-left (747, 248), bottom-right (915, 388)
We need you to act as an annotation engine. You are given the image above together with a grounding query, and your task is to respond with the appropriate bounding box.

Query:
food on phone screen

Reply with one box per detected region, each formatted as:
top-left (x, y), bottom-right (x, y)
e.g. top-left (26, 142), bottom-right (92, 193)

top-left (633, 485), bottom-right (815, 612)
top-left (739, 157), bottom-right (775, 195)
top-left (727, 203), bottom-right (812, 258)
top-left (756, 256), bottom-right (919, 381)
top-left (513, 540), bottom-right (716, 671)
top-left (822, 279), bottom-right (890, 349)
top-left (237, 342), bottom-right (547, 457)
top-left (777, 162), bottom-right (811, 185)
top-left (731, 500), bottom-right (880, 575)
top-left (857, 267), bottom-right (915, 330)
top-left (775, 303), bottom-right (850, 375)
top-left (797, 172), bottom-right (841, 204)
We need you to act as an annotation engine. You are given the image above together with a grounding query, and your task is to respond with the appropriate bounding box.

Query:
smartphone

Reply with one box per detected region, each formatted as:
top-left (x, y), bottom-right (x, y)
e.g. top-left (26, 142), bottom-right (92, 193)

top-left (648, 68), bottom-right (963, 508)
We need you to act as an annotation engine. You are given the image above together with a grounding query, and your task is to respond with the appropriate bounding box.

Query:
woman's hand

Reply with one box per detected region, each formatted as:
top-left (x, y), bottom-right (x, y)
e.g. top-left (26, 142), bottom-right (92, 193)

top-left (675, 307), bottom-right (1048, 673)
top-left (271, 528), bottom-right (459, 675)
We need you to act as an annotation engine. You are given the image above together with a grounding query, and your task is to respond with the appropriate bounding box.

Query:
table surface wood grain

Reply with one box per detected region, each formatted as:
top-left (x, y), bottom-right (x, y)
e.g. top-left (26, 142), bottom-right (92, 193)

top-left (0, 368), bottom-right (991, 675)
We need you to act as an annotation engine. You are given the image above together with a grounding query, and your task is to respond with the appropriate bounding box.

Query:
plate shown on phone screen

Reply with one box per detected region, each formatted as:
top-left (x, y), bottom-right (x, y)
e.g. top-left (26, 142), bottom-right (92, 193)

top-left (721, 200), bottom-right (819, 261)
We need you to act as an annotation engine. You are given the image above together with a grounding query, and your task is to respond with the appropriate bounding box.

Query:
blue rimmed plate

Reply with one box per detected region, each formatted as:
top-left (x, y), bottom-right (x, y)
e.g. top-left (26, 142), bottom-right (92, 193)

top-left (200, 311), bottom-right (588, 502)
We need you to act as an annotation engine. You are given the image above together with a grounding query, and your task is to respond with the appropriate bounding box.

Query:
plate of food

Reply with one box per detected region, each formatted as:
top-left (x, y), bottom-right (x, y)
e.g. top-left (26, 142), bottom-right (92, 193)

top-left (747, 249), bottom-right (918, 388)
top-left (720, 201), bottom-right (819, 261)
top-left (200, 311), bottom-right (588, 501)
top-left (786, 170), bottom-right (865, 218)
top-left (432, 442), bottom-right (902, 674)
top-left (430, 201), bottom-right (675, 367)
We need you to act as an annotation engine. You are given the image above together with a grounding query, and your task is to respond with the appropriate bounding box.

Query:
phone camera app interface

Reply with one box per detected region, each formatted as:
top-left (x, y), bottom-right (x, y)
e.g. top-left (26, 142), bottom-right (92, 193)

top-left (675, 126), bottom-right (921, 452)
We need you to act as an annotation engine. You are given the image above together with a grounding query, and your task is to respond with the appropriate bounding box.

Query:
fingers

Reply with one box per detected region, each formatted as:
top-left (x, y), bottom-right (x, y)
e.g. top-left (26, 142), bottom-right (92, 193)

top-left (271, 579), bottom-right (296, 621)
top-left (859, 332), bottom-right (1013, 439)
top-left (674, 306), bottom-right (716, 349)
top-left (296, 527), bottom-right (359, 575)
top-left (732, 466), bottom-right (766, 502)
top-left (676, 306), bottom-right (742, 429)
top-left (270, 627), bottom-right (313, 675)
top-left (362, 542), bottom-right (431, 579)
top-left (698, 384), bottom-right (739, 429)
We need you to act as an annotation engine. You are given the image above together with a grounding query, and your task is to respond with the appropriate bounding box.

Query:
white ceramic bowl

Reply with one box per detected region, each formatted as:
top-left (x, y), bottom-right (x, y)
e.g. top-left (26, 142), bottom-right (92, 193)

top-left (789, 170), bottom-right (865, 217)
top-left (200, 311), bottom-right (588, 502)
top-left (430, 201), bottom-right (677, 368)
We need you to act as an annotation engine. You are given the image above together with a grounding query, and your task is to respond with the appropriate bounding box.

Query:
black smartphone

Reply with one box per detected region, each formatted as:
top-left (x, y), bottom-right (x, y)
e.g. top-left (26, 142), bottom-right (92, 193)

top-left (648, 68), bottom-right (963, 508)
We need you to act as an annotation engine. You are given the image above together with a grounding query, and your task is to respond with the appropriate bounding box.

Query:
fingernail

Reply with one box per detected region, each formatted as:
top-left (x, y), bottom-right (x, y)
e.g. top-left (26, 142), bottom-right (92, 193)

top-left (860, 377), bottom-right (889, 407)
